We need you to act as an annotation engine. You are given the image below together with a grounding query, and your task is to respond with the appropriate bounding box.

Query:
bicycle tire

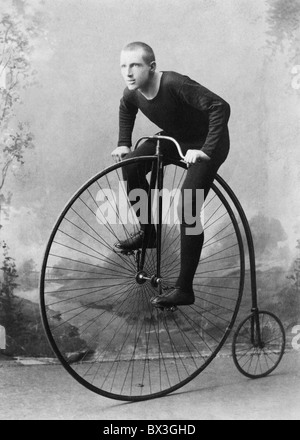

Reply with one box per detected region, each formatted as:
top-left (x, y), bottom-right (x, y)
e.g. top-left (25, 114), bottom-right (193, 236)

top-left (232, 310), bottom-right (286, 379)
top-left (40, 156), bottom-right (245, 401)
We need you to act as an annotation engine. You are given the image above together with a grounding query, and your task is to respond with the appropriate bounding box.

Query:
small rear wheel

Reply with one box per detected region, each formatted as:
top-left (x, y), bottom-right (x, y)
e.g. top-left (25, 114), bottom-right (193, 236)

top-left (232, 311), bottom-right (285, 379)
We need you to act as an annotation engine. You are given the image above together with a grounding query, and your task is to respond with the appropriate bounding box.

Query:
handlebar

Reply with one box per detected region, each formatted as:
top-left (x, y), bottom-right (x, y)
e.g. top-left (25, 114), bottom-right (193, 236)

top-left (133, 135), bottom-right (186, 161)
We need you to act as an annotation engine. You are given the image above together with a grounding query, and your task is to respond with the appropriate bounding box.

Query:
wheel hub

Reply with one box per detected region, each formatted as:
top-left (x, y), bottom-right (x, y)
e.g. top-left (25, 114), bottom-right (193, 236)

top-left (135, 271), bottom-right (162, 287)
top-left (135, 271), bottom-right (148, 284)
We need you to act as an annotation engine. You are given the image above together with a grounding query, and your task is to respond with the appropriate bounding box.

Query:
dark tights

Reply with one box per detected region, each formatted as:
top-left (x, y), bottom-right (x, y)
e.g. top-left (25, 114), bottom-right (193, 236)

top-left (122, 135), bottom-right (229, 293)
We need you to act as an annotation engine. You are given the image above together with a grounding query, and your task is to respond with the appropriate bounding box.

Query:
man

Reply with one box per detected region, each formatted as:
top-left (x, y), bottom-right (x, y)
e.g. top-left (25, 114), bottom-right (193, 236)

top-left (111, 42), bottom-right (230, 308)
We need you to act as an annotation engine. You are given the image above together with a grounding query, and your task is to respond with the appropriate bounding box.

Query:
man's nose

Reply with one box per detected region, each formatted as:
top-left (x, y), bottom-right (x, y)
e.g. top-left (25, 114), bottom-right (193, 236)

top-left (125, 67), bottom-right (133, 77)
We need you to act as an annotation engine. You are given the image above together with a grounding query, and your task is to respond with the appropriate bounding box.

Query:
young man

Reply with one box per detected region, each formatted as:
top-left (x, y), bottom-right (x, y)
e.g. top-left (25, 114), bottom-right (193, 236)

top-left (111, 42), bottom-right (230, 308)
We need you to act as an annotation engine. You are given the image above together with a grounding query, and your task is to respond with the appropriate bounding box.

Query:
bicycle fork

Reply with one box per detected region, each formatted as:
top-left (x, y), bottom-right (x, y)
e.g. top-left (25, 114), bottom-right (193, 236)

top-left (137, 140), bottom-right (164, 294)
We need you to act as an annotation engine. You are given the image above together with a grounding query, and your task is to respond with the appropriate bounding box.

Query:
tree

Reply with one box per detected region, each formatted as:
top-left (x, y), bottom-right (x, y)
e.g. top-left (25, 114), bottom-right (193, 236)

top-left (0, 2), bottom-right (44, 274)
top-left (249, 214), bottom-right (287, 257)
top-left (286, 239), bottom-right (300, 291)
top-left (0, 241), bottom-right (18, 330)
top-left (266, 0), bottom-right (300, 60)
top-left (0, 2), bottom-right (42, 341)
top-left (0, 9), bottom-right (37, 221)
top-left (18, 258), bottom-right (38, 290)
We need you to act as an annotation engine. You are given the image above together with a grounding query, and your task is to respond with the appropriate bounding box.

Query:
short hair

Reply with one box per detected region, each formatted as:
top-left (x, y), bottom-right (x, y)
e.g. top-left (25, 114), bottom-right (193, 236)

top-left (122, 42), bottom-right (155, 65)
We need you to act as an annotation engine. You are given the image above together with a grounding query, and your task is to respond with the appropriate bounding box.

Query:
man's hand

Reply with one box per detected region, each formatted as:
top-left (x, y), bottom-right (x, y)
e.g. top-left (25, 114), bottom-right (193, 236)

top-left (111, 146), bottom-right (131, 163)
top-left (184, 149), bottom-right (210, 166)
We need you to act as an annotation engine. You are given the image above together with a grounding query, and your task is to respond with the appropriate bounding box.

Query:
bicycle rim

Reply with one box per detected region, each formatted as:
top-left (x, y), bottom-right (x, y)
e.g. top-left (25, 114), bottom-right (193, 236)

top-left (40, 157), bottom-right (245, 401)
top-left (232, 311), bottom-right (286, 379)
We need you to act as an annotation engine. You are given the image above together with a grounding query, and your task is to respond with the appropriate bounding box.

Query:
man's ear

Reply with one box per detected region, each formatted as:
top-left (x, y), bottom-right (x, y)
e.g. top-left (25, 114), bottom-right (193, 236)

top-left (150, 61), bottom-right (156, 72)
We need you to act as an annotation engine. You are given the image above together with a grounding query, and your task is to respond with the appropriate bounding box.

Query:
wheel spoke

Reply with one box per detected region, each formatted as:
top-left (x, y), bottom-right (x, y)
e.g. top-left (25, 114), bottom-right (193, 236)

top-left (40, 157), bottom-right (245, 401)
top-left (232, 312), bottom-right (285, 378)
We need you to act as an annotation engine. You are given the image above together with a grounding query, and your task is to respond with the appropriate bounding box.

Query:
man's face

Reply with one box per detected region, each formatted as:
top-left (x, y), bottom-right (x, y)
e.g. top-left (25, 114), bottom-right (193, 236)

top-left (120, 48), bottom-right (153, 91)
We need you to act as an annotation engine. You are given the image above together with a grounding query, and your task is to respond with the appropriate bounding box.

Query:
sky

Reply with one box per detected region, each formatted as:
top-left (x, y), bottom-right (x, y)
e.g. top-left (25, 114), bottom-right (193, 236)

top-left (1, 0), bottom-right (300, 268)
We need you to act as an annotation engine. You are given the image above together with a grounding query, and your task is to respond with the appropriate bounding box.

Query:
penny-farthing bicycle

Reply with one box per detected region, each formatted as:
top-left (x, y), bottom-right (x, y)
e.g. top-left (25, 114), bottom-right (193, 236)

top-left (40, 135), bottom-right (285, 401)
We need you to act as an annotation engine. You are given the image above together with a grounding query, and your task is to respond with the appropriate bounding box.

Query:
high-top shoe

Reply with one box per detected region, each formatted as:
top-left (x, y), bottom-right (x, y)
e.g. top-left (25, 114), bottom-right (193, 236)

top-left (150, 287), bottom-right (195, 308)
top-left (114, 229), bottom-right (156, 251)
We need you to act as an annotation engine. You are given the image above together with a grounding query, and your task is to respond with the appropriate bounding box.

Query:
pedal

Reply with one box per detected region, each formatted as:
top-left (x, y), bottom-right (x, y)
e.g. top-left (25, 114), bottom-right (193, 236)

top-left (120, 249), bottom-right (135, 256)
top-left (166, 305), bottom-right (178, 312)
top-left (113, 248), bottom-right (135, 256)
top-left (151, 302), bottom-right (178, 312)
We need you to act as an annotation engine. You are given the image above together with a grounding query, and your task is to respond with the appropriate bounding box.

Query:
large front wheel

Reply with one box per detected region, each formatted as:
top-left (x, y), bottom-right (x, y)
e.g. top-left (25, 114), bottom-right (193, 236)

top-left (40, 157), bottom-right (245, 401)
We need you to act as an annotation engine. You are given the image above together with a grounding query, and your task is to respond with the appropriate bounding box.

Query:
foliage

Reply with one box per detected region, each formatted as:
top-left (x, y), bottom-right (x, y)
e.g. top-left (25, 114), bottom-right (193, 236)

top-left (266, 0), bottom-right (300, 59)
top-left (0, 1), bottom-right (44, 286)
top-left (17, 257), bottom-right (39, 290)
top-left (0, 241), bottom-right (18, 299)
top-left (0, 3), bottom-right (42, 348)
top-left (0, 241), bottom-right (18, 334)
top-left (266, 0), bottom-right (300, 42)
top-left (286, 240), bottom-right (300, 290)
top-left (0, 10), bottom-right (38, 201)
top-left (249, 214), bottom-right (287, 255)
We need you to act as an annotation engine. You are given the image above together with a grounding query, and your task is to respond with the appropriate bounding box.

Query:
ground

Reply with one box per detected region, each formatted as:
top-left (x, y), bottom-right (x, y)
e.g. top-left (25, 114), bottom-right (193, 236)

top-left (0, 349), bottom-right (299, 420)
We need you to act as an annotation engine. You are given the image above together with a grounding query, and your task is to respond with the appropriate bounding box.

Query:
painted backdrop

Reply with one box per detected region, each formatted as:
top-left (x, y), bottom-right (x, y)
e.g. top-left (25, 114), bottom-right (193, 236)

top-left (0, 0), bottom-right (300, 356)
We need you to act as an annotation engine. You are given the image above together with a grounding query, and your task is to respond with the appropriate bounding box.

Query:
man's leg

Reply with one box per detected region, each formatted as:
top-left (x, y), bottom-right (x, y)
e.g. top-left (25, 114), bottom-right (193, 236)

top-left (151, 161), bottom-right (217, 307)
top-left (116, 135), bottom-right (183, 250)
top-left (115, 139), bottom-right (157, 250)
top-left (175, 161), bottom-right (217, 293)
top-left (151, 137), bottom-right (229, 307)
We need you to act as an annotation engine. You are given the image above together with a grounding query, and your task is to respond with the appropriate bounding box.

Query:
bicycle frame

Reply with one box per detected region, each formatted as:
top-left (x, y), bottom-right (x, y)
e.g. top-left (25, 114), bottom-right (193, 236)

top-left (215, 175), bottom-right (263, 345)
top-left (133, 134), bottom-right (262, 343)
top-left (133, 135), bottom-right (185, 291)
top-left (133, 137), bottom-right (168, 292)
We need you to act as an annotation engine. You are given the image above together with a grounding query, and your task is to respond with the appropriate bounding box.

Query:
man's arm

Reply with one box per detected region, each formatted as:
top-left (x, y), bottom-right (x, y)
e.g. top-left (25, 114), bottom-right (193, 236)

top-left (118, 95), bottom-right (138, 148)
top-left (178, 78), bottom-right (230, 158)
top-left (112, 95), bottom-right (138, 162)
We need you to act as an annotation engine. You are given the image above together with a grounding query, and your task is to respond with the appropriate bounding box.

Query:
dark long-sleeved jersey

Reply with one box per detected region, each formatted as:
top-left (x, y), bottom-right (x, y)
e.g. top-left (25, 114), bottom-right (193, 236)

top-left (118, 71), bottom-right (230, 158)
